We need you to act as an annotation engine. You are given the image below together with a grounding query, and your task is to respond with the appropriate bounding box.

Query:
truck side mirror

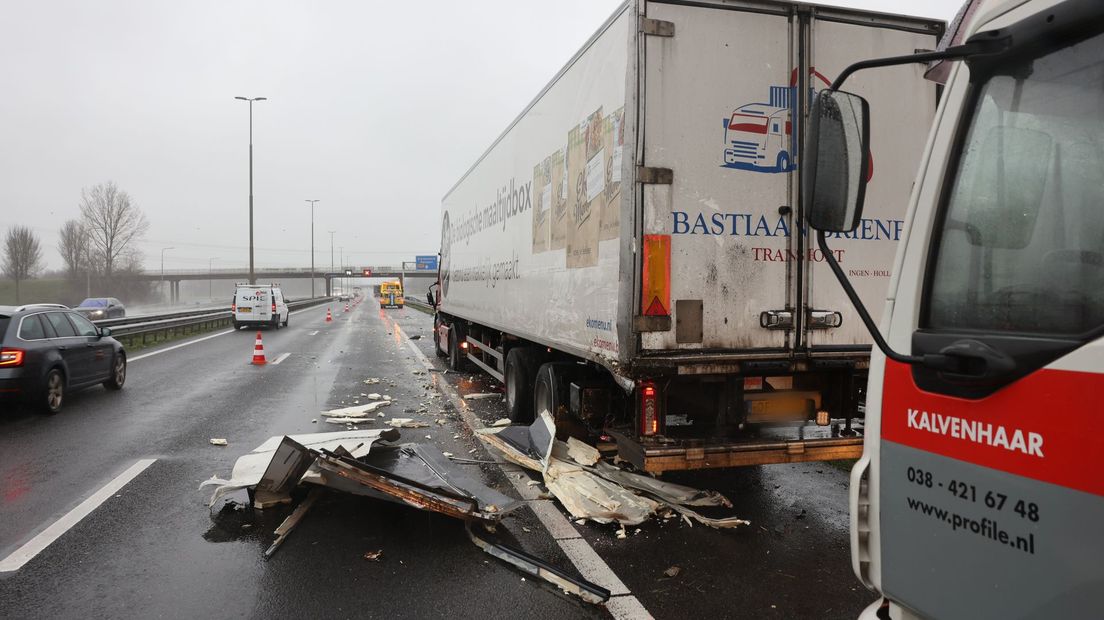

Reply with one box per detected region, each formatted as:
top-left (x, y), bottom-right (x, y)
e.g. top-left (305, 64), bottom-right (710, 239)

top-left (803, 89), bottom-right (870, 233)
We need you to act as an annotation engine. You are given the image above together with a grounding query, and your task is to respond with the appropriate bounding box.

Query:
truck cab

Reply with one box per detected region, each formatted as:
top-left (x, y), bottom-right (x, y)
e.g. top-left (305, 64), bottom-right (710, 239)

top-left (802, 0), bottom-right (1104, 616)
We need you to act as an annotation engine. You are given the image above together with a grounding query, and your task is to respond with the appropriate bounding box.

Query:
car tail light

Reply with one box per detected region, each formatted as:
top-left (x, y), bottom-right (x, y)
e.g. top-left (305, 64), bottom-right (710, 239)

top-left (0, 349), bottom-right (25, 367)
top-left (640, 383), bottom-right (659, 436)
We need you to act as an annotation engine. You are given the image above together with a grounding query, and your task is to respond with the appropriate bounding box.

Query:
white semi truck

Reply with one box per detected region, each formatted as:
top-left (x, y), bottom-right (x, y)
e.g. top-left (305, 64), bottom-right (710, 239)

top-left (432, 0), bottom-right (943, 473)
top-left (800, 0), bottom-right (1104, 616)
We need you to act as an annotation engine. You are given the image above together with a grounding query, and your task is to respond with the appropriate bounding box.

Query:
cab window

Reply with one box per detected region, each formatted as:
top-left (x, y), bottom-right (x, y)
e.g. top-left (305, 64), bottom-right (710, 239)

top-left (926, 32), bottom-right (1104, 336)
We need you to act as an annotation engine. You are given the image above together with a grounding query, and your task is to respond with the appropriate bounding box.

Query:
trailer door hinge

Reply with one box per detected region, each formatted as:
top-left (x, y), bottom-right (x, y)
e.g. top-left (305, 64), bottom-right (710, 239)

top-left (637, 166), bottom-right (673, 185)
top-left (639, 17), bottom-right (674, 37)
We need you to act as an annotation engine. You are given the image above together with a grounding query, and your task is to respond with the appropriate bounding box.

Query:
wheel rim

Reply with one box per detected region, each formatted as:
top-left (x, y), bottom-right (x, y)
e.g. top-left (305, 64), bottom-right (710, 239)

top-left (536, 380), bottom-right (551, 419)
top-left (47, 373), bottom-right (63, 409)
top-left (114, 357), bottom-right (126, 385)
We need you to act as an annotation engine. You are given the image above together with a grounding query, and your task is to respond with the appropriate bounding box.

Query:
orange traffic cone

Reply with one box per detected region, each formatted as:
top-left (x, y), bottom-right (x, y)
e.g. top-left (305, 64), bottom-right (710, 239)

top-left (326, 307), bottom-right (333, 322)
top-left (344, 303), bottom-right (350, 313)
top-left (251, 331), bottom-right (267, 365)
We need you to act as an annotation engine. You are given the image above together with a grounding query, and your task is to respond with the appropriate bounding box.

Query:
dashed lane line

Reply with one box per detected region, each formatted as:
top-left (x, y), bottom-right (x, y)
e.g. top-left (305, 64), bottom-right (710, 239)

top-left (387, 316), bottom-right (653, 620)
top-left (270, 352), bottom-right (291, 365)
top-left (0, 459), bottom-right (157, 572)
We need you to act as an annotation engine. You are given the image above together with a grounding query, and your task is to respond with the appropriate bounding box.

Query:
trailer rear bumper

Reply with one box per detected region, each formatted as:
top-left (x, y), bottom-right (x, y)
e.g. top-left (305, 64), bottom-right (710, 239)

top-left (608, 431), bottom-right (863, 473)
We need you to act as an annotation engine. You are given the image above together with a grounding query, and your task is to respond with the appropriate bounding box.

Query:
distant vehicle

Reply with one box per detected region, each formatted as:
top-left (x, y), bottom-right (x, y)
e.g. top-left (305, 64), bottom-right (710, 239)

top-left (74, 297), bottom-right (126, 320)
top-left (379, 281), bottom-right (403, 309)
top-left (338, 293), bottom-right (352, 301)
top-left (231, 284), bottom-right (288, 330)
top-left (0, 303), bottom-right (127, 413)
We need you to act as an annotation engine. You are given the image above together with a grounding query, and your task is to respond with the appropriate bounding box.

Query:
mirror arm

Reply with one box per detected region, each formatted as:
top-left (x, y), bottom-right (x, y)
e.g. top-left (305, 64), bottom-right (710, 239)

top-left (829, 39), bottom-right (1010, 91)
top-left (816, 230), bottom-right (924, 366)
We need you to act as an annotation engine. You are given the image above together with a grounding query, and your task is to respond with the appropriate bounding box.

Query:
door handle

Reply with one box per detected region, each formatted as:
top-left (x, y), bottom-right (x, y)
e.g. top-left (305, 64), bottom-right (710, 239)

top-left (934, 339), bottom-right (1016, 384)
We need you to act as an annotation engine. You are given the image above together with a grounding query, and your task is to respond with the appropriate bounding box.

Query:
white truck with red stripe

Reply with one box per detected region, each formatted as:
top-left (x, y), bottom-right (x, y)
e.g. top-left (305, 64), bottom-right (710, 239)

top-left (432, 0), bottom-right (942, 473)
top-left (800, 0), bottom-right (1104, 616)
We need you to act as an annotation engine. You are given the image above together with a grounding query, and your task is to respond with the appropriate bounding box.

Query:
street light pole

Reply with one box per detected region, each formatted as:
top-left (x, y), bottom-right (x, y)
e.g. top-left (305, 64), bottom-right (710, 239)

top-left (305, 199), bottom-right (319, 297)
top-left (160, 247), bottom-right (174, 305)
top-left (235, 96), bottom-right (267, 285)
top-left (209, 257), bottom-right (219, 300)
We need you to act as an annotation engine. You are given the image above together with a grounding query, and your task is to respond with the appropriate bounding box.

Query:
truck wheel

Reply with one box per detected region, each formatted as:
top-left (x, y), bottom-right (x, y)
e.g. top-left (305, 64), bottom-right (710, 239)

top-left (232, 321), bottom-right (240, 330)
top-left (433, 320), bottom-right (447, 358)
top-left (505, 348), bottom-right (541, 423)
top-left (447, 325), bottom-right (466, 371)
top-left (534, 362), bottom-right (591, 441)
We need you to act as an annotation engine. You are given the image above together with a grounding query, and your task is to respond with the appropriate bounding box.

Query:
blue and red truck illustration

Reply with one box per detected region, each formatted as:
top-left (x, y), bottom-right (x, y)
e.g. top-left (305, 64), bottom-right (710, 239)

top-left (722, 69), bottom-right (832, 174)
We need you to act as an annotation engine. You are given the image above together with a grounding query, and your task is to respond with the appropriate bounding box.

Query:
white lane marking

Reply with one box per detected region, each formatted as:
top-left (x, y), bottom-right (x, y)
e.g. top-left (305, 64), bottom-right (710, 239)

top-left (130, 304), bottom-right (327, 362)
top-left (391, 318), bottom-right (650, 618)
top-left (129, 330), bottom-right (233, 361)
top-left (0, 458), bottom-right (157, 572)
top-left (271, 352), bottom-right (291, 365)
top-left (308, 330), bottom-right (319, 336)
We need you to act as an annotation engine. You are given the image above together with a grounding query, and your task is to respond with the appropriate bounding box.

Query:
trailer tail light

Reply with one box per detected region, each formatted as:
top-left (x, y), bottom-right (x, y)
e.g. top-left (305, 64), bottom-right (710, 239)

top-left (640, 383), bottom-right (659, 436)
top-left (641, 235), bottom-right (671, 316)
top-left (460, 340), bottom-right (469, 350)
top-left (271, 301), bottom-right (277, 314)
top-left (0, 349), bottom-right (24, 367)
top-left (231, 303), bottom-right (236, 312)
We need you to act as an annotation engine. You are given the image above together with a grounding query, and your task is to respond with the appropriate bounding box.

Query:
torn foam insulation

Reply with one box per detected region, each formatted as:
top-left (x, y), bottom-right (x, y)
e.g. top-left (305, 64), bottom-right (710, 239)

top-left (477, 415), bottom-right (749, 529)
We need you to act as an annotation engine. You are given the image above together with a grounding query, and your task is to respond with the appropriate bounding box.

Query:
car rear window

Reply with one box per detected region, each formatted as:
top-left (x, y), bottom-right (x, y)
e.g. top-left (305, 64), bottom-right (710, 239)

top-left (18, 315), bottom-right (46, 340)
top-left (44, 312), bottom-right (78, 337)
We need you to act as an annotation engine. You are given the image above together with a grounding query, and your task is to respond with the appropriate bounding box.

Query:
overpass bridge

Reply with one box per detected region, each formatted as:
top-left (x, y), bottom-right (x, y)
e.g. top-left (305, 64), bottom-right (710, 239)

top-left (144, 267), bottom-right (436, 303)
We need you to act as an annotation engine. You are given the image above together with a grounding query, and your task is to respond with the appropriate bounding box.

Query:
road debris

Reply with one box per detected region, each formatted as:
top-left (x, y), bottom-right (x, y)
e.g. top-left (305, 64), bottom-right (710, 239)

top-left (363, 378), bottom-right (381, 385)
top-left (463, 393), bottom-right (502, 401)
top-left (325, 417), bottom-right (373, 425)
top-left (321, 401), bottom-right (392, 418)
top-left (387, 418), bottom-right (430, 428)
top-left (210, 438), bottom-right (228, 446)
top-left (202, 430), bottom-right (605, 603)
top-left (367, 393), bottom-right (382, 400)
top-left (477, 413), bottom-right (748, 529)
top-left (491, 418), bottom-right (512, 427)
top-left (664, 565), bottom-right (681, 578)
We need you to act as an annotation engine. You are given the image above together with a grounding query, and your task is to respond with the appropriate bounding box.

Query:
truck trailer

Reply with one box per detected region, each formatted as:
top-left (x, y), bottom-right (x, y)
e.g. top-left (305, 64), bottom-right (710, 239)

top-left (433, 0), bottom-right (943, 473)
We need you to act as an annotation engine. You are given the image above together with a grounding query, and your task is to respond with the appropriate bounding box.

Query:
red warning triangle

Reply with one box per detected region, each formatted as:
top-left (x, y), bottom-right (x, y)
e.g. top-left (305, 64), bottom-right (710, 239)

top-left (644, 296), bottom-right (668, 316)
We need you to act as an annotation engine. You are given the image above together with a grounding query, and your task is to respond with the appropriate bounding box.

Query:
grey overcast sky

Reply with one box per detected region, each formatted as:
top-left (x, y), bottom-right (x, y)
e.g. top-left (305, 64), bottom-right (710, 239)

top-left (0, 0), bottom-right (962, 273)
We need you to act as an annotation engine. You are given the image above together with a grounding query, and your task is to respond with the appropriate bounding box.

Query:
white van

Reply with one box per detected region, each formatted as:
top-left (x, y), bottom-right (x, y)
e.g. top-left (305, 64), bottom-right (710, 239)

top-left (231, 284), bottom-right (288, 330)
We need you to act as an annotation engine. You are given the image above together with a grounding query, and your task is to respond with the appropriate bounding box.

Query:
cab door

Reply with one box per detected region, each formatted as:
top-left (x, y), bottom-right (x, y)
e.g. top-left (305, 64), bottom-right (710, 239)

top-left (873, 26), bottom-right (1104, 618)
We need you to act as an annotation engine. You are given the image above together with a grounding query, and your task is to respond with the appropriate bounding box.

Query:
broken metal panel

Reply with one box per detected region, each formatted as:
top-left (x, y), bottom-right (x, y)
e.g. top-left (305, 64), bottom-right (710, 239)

top-left (545, 459), bottom-right (659, 526)
top-left (589, 461), bottom-right (731, 508)
top-left (264, 488), bottom-right (323, 559)
top-left (476, 410), bottom-right (555, 473)
top-left (466, 523), bottom-right (611, 605)
top-left (200, 429), bottom-right (400, 505)
top-left (254, 437), bottom-right (315, 509)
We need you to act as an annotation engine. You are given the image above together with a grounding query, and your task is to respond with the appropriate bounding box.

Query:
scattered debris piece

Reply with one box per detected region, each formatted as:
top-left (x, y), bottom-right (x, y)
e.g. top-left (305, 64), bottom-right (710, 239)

top-left (367, 393), bottom-right (382, 400)
top-left (387, 418), bottom-right (431, 429)
top-left (363, 550), bottom-right (383, 562)
top-left (311, 419), bottom-right (317, 424)
top-left (464, 393), bottom-right (502, 401)
top-left (477, 413), bottom-right (748, 529)
top-left (616, 527), bottom-right (628, 539)
top-left (435, 419), bottom-right (447, 426)
top-left (264, 487), bottom-right (322, 558)
top-left (442, 452), bottom-right (453, 458)
top-left (363, 378), bottom-right (381, 385)
top-left (566, 437), bottom-right (600, 466)
top-left (325, 417), bottom-right (373, 425)
top-left (322, 401), bottom-right (392, 418)
top-left (526, 480), bottom-right (541, 487)
top-left (491, 418), bottom-right (512, 427)
top-left (210, 438), bottom-right (228, 446)
top-left (409, 335), bottom-right (422, 340)
top-left (664, 565), bottom-right (681, 578)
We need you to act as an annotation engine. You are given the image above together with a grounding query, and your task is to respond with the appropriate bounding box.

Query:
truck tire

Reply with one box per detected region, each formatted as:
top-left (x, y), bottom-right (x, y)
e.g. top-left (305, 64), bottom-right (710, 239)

top-left (534, 362), bottom-right (591, 441)
top-left (433, 320), bottom-right (447, 358)
top-left (447, 325), bottom-right (466, 371)
top-left (505, 348), bottom-right (541, 423)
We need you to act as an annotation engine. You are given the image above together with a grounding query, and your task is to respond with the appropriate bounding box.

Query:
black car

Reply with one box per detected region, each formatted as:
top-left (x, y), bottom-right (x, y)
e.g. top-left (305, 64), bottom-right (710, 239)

top-left (0, 304), bottom-right (127, 413)
top-left (74, 297), bottom-right (126, 320)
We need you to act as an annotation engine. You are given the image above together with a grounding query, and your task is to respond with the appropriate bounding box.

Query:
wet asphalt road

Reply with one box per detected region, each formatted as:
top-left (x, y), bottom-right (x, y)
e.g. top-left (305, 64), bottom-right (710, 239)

top-left (0, 300), bottom-right (872, 619)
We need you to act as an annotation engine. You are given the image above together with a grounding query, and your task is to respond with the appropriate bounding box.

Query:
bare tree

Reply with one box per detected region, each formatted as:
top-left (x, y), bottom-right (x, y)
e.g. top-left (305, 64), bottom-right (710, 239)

top-left (57, 219), bottom-right (90, 279)
top-left (2, 226), bottom-right (44, 303)
top-left (79, 181), bottom-right (149, 281)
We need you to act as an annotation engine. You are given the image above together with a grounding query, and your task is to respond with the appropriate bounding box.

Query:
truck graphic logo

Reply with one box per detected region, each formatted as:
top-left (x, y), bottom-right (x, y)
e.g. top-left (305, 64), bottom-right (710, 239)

top-left (721, 68), bottom-right (832, 174)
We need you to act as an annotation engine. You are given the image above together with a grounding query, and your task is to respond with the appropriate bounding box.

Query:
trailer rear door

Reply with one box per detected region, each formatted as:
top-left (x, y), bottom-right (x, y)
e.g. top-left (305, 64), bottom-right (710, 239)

top-left (640, 1), bottom-right (796, 352)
